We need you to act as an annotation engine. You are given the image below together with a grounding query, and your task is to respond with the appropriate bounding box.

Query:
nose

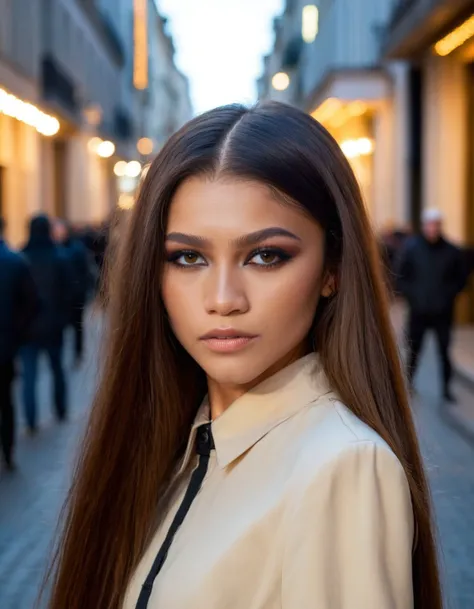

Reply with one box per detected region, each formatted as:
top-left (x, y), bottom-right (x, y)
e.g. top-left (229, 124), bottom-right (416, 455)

top-left (204, 265), bottom-right (250, 316)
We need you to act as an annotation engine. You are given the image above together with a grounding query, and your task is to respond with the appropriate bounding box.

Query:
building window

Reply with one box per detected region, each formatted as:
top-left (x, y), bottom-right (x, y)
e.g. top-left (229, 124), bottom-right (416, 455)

top-left (302, 5), bottom-right (319, 43)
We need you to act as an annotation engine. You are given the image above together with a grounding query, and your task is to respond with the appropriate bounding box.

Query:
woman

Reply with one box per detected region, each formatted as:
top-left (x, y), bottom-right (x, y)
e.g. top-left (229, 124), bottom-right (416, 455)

top-left (46, 103), bottom-right (441, 609)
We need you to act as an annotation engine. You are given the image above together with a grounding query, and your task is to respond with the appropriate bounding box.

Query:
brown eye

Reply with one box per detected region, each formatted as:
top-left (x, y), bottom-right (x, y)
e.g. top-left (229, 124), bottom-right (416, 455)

top-left (248, 248), bottom-right (290, 267)
top-left (168, 250), bottom-right (205, 267)
top-left (258, 252), bottom-right (278, 264)
top-left (184, 253), bottom-right (199, 264)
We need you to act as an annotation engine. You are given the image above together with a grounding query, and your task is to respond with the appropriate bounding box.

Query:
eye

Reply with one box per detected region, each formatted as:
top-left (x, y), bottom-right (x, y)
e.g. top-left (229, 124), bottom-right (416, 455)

top-left (167, 250), bottom-right (206, 267)
top-left (247, 247), bottom-right (291, 268)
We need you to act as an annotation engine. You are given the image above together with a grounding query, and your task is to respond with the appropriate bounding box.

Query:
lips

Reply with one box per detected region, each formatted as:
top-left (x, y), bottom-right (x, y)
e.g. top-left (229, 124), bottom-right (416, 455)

top-left (199, 329), bottom-right (259, 353)
top-left (200, 328), bottom-right (257, 340)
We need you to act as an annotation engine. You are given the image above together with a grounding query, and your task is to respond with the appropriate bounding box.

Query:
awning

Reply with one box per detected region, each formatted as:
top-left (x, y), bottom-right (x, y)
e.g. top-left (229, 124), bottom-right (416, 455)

top-left (382, 0), bottom-right (474, 59)
top-left (306, 68), bottom-right (391, 119)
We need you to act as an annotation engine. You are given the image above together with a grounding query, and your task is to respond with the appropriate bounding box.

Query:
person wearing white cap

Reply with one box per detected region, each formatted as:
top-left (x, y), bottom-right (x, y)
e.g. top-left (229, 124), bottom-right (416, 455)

top-left (397, 209), bottom-right (467, 401)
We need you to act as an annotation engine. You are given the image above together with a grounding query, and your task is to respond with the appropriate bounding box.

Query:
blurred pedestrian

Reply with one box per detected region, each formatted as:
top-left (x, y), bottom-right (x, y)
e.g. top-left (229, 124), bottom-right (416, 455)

top-left (53, 219), bottom-right (92, 366)
top-left (21, 215), bottom-right (72, 433)
top-left (397, 209), bottom-right (467, 401)
top-left (0, 218), bottom-right (39, 470)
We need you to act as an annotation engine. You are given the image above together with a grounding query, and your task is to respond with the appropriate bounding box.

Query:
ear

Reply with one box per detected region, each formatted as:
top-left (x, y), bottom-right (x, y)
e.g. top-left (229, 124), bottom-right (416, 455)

top-left (321, 272), bottom-right (337, 298)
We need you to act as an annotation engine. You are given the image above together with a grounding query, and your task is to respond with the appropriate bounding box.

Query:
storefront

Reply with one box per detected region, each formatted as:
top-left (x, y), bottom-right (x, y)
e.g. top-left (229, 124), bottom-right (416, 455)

top-left (308, 69), bottom-right (400, 231)
top-left (0, 84), bottom-right (60, 246)
top-left (383, 1), bottom-right (474, 322)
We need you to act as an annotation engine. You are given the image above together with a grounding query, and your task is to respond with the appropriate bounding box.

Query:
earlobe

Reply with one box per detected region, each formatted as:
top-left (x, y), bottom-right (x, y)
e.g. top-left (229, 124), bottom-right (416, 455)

top-left (321, 274), bottom-right (337, 298)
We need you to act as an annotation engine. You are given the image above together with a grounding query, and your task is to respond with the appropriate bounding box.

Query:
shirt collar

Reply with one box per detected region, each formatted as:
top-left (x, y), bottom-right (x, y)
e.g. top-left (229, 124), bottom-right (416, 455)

top-left (178, 353), bottom-right (333, 473)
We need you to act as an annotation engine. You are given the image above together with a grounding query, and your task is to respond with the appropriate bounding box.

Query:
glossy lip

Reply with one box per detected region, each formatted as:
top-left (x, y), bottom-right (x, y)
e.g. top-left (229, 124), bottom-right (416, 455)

top-left (199, 328), bottom-right (259, 353)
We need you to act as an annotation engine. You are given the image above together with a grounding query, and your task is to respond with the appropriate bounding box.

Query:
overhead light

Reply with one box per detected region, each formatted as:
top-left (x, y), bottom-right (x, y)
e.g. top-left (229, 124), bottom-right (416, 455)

top-left (133, 0), bottom-right (148, 89)
top-left (348, 101), bottom-right (368, 117)
top-left (114, 160), bottom-right (128, 177)
top-left (302, 5), bottom-right (319, 43)
top-left (434, 14), bottom-right (474, 56)
top-left (137, 137), bottom-right (154, 155)
top-left (272, 72), bottom-right (290, 91)
top-left (311, 97), bottom-right (342, 123)
top-left (97, 140), bottom-right (115, 158)
top-left (340, 137), bottom-right (374, 159)
top-left (88, 137), bottom-right (103, 153)
top-left (357, 137), bottom-right (374, 155)
top-left (0, 87), bottom-right (60, 136)
top-left (126, 160), bottom-right (142, 177)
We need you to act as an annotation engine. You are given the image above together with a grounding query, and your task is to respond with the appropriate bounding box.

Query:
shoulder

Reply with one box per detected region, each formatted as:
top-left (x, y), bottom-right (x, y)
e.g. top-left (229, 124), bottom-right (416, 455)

top-left (2, 247), bottom-right (29, 270)
top-left (281, 400), bottom-right (415, 607)
top-left (288, 398), bottom-right (408, 495)
top-left (443, 239), bottom-right (462, 256)
top-left (281, 399), bottom-right (413, 546)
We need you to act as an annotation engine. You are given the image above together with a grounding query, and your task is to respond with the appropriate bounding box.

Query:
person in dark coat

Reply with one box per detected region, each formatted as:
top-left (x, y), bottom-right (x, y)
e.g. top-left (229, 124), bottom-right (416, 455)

top-left (397, 209), bottom-right (467, 401)
top-left (21, 214), bottom-right (73, 432)
top-left (53, 220), bottom-right (92, 365)
top-left (0, 218), bottom-right (39, 469)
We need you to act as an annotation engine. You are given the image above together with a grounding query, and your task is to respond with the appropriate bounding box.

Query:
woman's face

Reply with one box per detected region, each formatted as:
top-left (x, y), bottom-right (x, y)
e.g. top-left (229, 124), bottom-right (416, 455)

top-left (162, 176), bottom-right (331, 388)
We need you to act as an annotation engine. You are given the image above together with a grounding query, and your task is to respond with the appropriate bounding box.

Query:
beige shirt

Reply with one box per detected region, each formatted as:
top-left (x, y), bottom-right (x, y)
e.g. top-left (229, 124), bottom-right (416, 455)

top-left (124, 353), bottom-right (414, 609)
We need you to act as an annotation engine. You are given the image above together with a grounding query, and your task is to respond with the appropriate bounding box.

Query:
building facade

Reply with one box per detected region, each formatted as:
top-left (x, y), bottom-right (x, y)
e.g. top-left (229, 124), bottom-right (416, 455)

top-left (0, 0), bottom-right (192, 243)
top-left (144, 8), bottom-right (192, 153)
top-left (383, 0), bottom-right (474, 320)
top-left (258, 0), bottom-right (410, 232)
top-left (42, 0), bottom-right (137, 228)
top-left (0, 0), bottom-right (51, 246)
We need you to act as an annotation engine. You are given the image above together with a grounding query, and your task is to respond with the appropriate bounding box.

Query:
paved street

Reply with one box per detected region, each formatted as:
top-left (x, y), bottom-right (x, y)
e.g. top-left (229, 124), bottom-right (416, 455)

top-left (0, 316), bottom-right (473, 608)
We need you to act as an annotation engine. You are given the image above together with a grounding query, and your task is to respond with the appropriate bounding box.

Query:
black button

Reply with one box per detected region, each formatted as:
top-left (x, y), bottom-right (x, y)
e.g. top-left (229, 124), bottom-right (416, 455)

top-left (196, 424), bottom-right (214, 456)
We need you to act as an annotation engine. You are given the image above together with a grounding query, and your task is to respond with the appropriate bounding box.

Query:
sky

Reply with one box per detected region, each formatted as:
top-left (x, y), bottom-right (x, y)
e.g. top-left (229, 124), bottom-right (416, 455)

top-left (156, 0), bottom-right (285, 115)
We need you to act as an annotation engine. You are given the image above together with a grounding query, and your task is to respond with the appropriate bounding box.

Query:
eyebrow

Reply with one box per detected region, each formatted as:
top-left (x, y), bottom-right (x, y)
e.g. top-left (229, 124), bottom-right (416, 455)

top-left (165, 227), bottom-right (302, 248)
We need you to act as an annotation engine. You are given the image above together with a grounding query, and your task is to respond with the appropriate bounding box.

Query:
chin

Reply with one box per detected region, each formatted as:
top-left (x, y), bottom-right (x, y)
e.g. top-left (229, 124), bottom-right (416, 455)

top-left (198, 355), bottom-right (270, 387)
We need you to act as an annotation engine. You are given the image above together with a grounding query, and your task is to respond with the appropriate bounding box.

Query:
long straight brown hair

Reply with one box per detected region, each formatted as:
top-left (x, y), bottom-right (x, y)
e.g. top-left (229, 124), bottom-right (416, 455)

top-left (45, 102), bottom-right (442, 609)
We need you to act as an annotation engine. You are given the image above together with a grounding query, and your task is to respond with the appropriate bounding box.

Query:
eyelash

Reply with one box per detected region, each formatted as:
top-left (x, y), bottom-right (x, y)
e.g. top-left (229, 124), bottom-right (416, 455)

top-left (166, 247), bottom-right (293, 270)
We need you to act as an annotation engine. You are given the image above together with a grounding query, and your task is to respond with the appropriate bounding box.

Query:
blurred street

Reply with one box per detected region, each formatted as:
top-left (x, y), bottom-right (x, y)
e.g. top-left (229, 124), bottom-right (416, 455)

top-left (0, 313), bottom-right (472, 609)
top-left (0, 311), bottom-right (101, 609)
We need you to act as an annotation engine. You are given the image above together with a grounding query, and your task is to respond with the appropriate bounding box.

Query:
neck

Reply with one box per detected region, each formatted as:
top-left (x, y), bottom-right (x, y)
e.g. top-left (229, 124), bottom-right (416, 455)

top-left (206, 343), bottom-right (309, 419)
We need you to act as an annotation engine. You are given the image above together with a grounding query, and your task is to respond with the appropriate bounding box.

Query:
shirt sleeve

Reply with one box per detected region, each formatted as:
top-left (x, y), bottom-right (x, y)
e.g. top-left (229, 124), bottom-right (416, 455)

top-left (282, 441), bottom-right (414, 609)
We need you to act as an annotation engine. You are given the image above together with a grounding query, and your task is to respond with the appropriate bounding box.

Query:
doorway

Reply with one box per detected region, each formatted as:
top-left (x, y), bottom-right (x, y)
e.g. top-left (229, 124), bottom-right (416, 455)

top-left (465, 63), bottom-right (474, 322)
top-left (53, 140), bottom-right (68, 218)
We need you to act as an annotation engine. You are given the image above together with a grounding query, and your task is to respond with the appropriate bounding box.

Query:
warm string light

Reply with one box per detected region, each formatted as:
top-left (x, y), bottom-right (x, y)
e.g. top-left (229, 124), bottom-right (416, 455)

top-left (0, 88), bottom-right (59, 136)
top-left (118, 193), bottom-right (135, 210)
top-left (137, 137), bottom-right (153, 155)
top-left (272, 72), bottom-right (290, 91)
top-left (434, 14), bottom-right (474, 56)
top-left (88, 137), bottom-right (115, 158)
top-left (114, 160), bottom-right (142, 178)
top-left (97, 140), bottom-right (115, 158)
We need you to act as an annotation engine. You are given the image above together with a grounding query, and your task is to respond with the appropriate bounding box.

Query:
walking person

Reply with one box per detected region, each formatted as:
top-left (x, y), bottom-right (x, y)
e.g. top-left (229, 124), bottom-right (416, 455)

top-left (45, 103), bottom-right (441, 609)
top-left (0, 218), bottom-right (39, 470)
top-left (21, 215), bottom-right (72, 433)
top-left (53, 219), bottom-right (92, 366)
top-left (397, 208), bottom-right (467, 401)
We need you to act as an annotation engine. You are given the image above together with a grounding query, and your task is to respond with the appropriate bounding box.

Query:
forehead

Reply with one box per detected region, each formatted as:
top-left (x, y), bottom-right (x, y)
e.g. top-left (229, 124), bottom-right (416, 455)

top-left (167, 176), bottom-right (320, 237)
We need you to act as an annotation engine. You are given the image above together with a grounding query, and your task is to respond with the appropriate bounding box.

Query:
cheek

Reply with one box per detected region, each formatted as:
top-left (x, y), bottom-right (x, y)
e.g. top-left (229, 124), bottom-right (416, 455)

top-left (254, 264), bottom-right (323, 330)
top-left (161, 272), bottom-right (194, 336)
